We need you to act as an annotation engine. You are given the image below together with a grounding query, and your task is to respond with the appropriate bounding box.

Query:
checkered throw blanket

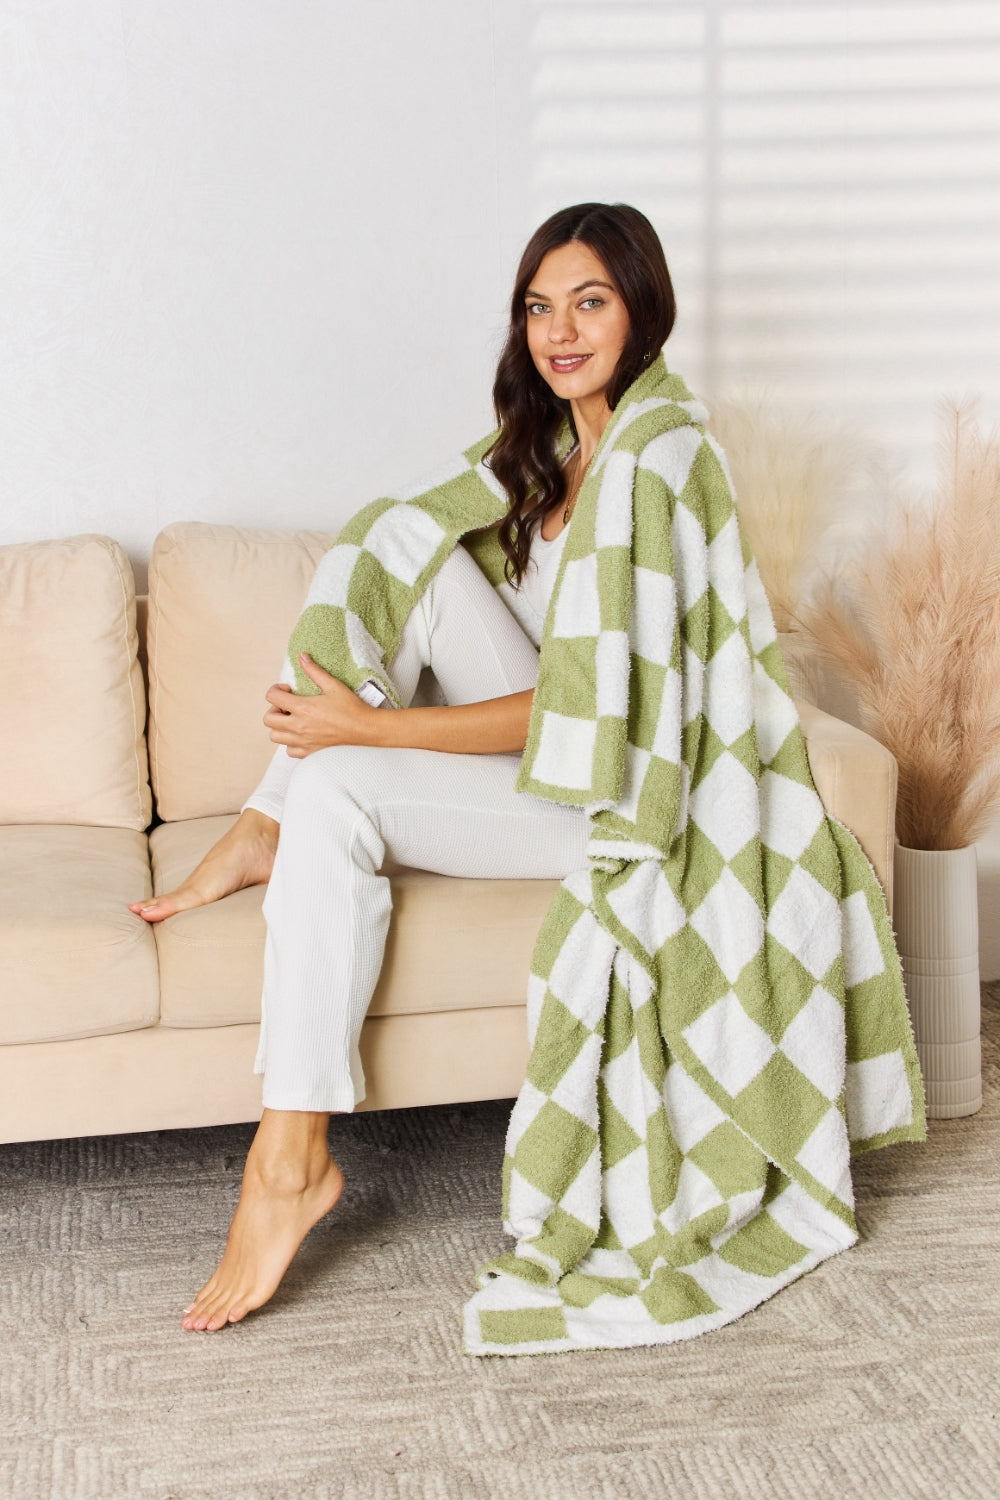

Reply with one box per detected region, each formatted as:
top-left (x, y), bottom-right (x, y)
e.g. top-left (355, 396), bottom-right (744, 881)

top-left (287, 358), bottom-right (925, 1355)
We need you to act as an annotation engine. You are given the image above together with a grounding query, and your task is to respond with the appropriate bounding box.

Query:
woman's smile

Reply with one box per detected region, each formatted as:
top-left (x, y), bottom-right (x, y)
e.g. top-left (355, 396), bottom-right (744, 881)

top-left (547, 353), bottom-right (593, 373)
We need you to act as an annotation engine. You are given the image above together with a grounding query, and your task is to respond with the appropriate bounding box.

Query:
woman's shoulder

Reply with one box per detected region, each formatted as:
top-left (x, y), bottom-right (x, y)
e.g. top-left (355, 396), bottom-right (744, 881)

top-left (611, 362), bottom-right (710, 451)
top-left (613, 397), bottom-right (711, 478)
top-left (617, 378), bottom-right (733, 506)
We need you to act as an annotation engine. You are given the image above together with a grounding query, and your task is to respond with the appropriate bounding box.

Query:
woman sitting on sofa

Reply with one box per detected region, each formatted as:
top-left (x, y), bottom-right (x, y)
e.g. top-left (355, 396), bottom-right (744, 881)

top-left (133, 201), bottom-right (670, 1332)
top-left (132, 202), bottom-right (920, 1350)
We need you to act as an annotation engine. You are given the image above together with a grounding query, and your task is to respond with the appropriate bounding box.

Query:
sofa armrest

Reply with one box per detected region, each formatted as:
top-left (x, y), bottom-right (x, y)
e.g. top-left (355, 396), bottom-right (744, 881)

top-left (795, 698), bottom-right (898, 914)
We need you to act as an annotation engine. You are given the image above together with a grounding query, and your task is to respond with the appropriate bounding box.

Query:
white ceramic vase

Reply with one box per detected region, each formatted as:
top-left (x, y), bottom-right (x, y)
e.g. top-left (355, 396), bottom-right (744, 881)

top-left (894, 844), bottom-right (982, 1119)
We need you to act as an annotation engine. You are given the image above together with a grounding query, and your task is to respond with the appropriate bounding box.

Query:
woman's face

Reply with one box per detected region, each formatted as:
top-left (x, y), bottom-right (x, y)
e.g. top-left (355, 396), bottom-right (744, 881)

top-left (523, 242), bottom-right (631, 407)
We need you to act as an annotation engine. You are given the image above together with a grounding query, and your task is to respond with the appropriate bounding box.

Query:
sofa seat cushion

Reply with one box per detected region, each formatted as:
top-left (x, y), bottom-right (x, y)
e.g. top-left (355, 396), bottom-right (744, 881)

top-left (0, 826), bottom-right (159, 1045)
top-left (151, 816), bottom-right (556, 1028)
top-left (0, 535), bottom-right (151, 829)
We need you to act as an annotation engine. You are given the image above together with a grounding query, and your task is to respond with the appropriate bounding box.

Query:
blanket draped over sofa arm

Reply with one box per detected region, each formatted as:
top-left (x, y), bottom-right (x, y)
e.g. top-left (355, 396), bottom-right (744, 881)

top-left (285, 357), bottom-right (925, 1356)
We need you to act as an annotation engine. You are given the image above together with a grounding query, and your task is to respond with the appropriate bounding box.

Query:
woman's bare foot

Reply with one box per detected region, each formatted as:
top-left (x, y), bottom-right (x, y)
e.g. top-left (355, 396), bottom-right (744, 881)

top-left (130, 808), bottom-right (279, 922)
top-left (182, 1110), bottom-right (342, 1332)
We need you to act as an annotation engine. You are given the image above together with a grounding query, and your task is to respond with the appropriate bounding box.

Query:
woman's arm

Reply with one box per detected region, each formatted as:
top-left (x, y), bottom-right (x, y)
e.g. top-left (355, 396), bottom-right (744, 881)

top-left (263, 654), bottom-right (534, 757)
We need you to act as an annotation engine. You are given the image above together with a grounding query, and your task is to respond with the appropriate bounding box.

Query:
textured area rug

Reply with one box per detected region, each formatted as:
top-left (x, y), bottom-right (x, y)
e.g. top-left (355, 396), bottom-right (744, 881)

top-left (2, 989), bottom-right (999, 1500)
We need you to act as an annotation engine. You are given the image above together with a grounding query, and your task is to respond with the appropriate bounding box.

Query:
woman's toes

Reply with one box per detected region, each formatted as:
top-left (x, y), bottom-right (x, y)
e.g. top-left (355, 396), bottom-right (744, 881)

top-left (182, 1293), bottom-right (211, 1329)
top-left (200, 1293), bottom-right (239, 1331)
top-left (131, 898), bottom-right (171, 922)
top-left (131, 891), bottom-right (197, 923)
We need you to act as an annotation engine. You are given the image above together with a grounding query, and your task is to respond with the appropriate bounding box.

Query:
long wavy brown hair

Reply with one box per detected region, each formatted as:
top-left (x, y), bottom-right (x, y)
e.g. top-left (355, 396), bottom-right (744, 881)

top-left (489, 203), bottom-right (676, 584)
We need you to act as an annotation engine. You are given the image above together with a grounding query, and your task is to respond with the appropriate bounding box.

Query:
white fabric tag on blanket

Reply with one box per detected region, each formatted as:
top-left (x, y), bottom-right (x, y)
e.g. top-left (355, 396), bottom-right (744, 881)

top-left (357, 680), bottom-right (389, 708)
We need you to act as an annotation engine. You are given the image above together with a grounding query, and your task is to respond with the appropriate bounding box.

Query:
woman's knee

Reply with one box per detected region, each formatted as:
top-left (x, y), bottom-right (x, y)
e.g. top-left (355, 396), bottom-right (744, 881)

top-left (421, 546), bottom-right (539, 703)
top-left (426, 544), bottom-right (503, 623)
top-left (433, 542), bottom-right (486, 592)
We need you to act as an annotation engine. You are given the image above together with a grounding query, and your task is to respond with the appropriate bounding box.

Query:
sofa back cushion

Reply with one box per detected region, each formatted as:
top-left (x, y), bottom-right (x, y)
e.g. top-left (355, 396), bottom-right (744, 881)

top-left (147, 522), bottom-right (332, 820)
top-left (0, 535), bottom-right (151, 829)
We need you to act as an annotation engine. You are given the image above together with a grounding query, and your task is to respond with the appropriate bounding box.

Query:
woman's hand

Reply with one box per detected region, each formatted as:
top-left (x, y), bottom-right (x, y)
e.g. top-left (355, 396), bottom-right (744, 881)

top-left (264, 653), bottom-right (377, 757)
top-left (265, 654), bottom-right (534, 758)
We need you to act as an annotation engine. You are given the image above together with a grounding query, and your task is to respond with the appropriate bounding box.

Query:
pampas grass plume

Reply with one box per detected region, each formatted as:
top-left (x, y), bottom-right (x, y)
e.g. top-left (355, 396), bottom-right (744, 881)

top-left (798, 403), bottom-right (1000, 851)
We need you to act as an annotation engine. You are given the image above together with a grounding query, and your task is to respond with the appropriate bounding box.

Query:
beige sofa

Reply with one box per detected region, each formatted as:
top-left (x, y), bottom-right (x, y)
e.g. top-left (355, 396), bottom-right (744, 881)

top-left (0, 525), bottom-right (898, 1145)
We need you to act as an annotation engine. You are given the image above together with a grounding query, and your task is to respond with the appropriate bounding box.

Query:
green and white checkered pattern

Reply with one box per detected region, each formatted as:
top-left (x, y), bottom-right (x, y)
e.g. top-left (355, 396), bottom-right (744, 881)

top-left (287, 439), bottom-right (510, 701)
top-left (286, 358), bottom-right (925, 1357)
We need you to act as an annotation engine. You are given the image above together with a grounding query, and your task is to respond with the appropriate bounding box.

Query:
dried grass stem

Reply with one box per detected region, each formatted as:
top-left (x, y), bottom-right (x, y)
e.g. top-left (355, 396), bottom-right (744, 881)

top-left (798, 405), bottom-right (1000, 850)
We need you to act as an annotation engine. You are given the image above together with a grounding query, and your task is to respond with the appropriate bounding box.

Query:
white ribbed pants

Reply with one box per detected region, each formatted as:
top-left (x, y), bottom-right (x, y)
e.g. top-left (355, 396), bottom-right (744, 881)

top-left (245, 546), bottom-right (589, 1112)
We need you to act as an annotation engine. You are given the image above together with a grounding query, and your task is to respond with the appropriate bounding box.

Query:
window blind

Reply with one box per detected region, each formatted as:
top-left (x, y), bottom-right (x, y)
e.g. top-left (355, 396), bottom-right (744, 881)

top-left (530, 0), bottom-right (1000, 480)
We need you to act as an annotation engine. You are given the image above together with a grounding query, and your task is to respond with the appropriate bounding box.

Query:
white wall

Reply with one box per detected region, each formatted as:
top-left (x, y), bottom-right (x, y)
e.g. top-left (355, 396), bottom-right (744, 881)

top-left (0, 0), bottom-right (535, 582)
top-left (3, 0), bottom-right (999, 582)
